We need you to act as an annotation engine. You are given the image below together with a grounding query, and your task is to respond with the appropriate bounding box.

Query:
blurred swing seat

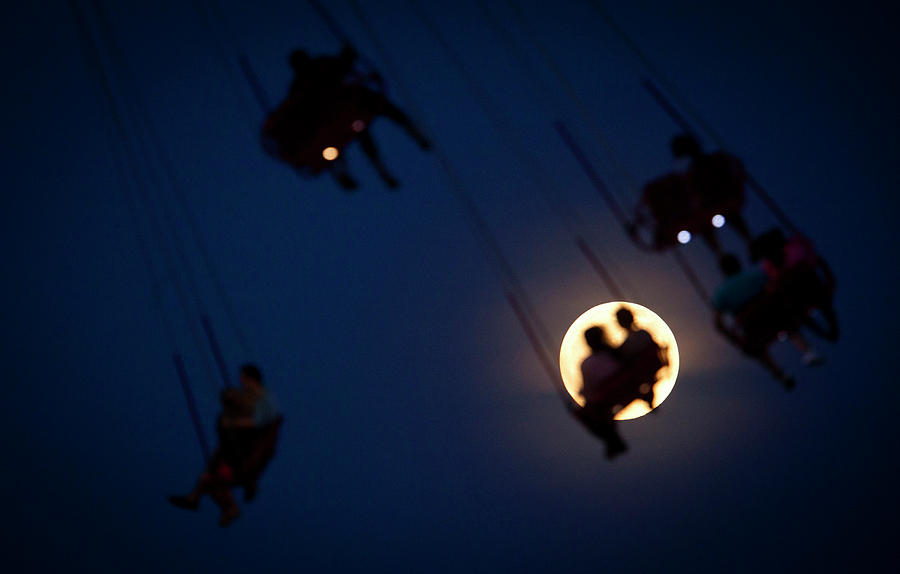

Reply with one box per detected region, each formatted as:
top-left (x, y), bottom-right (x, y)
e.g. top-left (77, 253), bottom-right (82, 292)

top-left (632, 153), bottom-right (746, 250)
top-left (581, 343), bottom-right (668, 418)
top-left (213, 415), bottom-right (284, 487)
top-left (261, 85), bottom-right (377, 174)
top-left (723, 265), bottom-right (833, 354)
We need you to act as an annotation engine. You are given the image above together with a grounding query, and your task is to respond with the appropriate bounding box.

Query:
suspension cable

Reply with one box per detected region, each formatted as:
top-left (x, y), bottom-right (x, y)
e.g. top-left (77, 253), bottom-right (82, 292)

top-left (407, 0), bottom-right (628, 303)
top-left (476, 0), bottom-right (640, 301)
top-left (501, 0), bottom-right (643, 202)
top-left (93, 0), bottom-right (255, 365)
top-left (70, 0), bottom-right (212, 459)
top-left (346, 0), bottom-right (573, 407)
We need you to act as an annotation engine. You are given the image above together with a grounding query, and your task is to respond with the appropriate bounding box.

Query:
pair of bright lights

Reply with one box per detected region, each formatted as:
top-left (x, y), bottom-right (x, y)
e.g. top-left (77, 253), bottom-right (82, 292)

top-left (676, 214), bottom-right (726, 244)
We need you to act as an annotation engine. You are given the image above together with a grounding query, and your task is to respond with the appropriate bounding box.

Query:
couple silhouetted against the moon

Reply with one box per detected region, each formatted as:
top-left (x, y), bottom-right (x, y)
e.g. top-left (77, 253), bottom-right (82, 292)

top-left (578, 307), bottom-right (668, 459)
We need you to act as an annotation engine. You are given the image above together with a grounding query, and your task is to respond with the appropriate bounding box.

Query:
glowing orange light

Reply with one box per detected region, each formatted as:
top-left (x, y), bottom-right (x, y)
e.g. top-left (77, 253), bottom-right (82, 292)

top-left (322, 147), bottom-right (339, 161)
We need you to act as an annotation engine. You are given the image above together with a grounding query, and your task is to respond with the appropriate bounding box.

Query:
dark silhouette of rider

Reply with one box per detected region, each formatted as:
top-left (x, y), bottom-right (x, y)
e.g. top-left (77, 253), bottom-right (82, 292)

top-left (750, 228), bottom-right (839, 342)
top-left (285, 46), bottom-right (431, 190)
top-left (169, 364), bottom-right (280, 527)
top-left (613, 307), bottom-right (663, 408)
top-left (712, 253), bottom-right (823, 389)
top-left (671, 133), bottom-right (753, 252)
top-left (579, 326), bottom-right (628, 459)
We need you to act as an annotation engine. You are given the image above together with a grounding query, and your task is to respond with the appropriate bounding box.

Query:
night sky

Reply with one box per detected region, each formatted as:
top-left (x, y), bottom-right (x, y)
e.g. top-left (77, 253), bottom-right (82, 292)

top-left (3, 0), bottom-right (899, 571)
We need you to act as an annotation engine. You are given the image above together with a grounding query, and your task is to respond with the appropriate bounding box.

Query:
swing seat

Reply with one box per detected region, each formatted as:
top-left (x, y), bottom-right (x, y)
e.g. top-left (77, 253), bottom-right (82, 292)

top-left (751, 231), bottom-right (835, 313)
top-left (262, 85), bottom-right (377, 174)
top-left (775, 263), bottom-right (835, 317)
top-left (236, 415), bottom-right (283, 484)
top-left (214, 416), bottom-right (284, 486)
top-left (582, 344), bottom-right (667, 417)
top-left (635, 158), bottom-right (746, 250)
top-left (727, 286), bottom-right (806, 355)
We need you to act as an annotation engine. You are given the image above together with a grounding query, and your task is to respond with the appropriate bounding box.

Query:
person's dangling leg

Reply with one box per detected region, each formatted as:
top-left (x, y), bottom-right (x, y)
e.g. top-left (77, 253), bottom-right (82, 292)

top-left (818, 305), bottom-right (840, 342)
top-left (601, 422), bottom-right (628, 459)
top-left (169, 450), bottom-right (225, 511)
top-left (357, 129), bottom-right (399, 189)
top-left (788, 331), bottom-right (824, 366)
top-left (168, 473), bottom-right (205, 511)
top-left (753, 349), bottom-right (795, 390)
top-left (367, 91), bottom-right (431, 150)
top-left (589, 418), bottom-right (627, 459)
top-left (329, 156), bottom-right (358, 191)
top-left (209, 483), bottom-right (240, 527)
top-left (205, 462), bottom-right (241, 526)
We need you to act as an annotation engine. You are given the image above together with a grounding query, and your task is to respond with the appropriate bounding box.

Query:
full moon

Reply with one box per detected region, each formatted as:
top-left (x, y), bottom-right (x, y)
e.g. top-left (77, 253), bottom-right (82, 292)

top-left (559, 302), bottom-right (679, 420)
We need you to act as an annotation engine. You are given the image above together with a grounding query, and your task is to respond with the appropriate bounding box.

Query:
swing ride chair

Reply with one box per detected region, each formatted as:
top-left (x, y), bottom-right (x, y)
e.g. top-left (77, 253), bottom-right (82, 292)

top-left (723, 261), bottom-right (836, 355)
top-left (632, 154), bottom-right (745, 252)
top-left (580, 343), bottom-right (668, 419)
top-left (261, 80), bottom-right (378, 175)
top-left (213, 415), bottom-right (284, 487)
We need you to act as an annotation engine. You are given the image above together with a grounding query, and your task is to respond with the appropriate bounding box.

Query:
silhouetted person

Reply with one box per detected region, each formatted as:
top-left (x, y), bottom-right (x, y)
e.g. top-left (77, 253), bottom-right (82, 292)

top-left (579, 326), bottom-right (628, 459)
top-left (614, 308), bottom-right (654, 360)
top-left (632, 170), bottom-right (695, 249)
top-left (288, 46), bottom-right (356, 99)
top-left (671, 133), bottom-right (752, 252)
top-left (712, 254), bottom-right (822, 389)
top-left (613, 307), bottom-right (664, 408)
top-left (750, 228), bottom-right (839, 342)
top-left (169, 364), bottom-right (280, 527)
top-left (281, 46), bottom-right (431, 190)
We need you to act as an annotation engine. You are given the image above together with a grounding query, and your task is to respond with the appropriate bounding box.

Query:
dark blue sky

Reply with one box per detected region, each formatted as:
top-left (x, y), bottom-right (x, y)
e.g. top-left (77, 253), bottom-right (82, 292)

top-left (2, 0), bottom-right (898, 571)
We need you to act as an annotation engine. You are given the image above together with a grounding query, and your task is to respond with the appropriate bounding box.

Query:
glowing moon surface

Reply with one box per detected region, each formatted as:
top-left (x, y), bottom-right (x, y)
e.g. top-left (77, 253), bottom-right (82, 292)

top-left (559, 302), bottom-right (679, 420)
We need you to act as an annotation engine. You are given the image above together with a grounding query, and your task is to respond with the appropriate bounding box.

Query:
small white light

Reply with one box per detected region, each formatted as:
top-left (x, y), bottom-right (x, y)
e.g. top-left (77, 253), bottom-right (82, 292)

top-left (711, 214), bottom-right (726, 228)
top-left (351, 120), bottom-right (366, 133)
top-left (677, 230), bottom-right (692, 244)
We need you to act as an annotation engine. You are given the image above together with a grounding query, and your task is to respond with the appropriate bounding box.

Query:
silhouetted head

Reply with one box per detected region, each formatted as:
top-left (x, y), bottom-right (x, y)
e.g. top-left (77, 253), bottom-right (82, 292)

top-left (239, 363), bottom-right (263, 389)
top-left (671, 133), bottom-right (702, 159)
top-left (289, 49), bottom-right (310, 69)
top-left (719, 253), bottom-right (742, 277)
top-left (584, 326), bottom-right (610, 352)
top-left (615, 307), bottom-right (635, 330)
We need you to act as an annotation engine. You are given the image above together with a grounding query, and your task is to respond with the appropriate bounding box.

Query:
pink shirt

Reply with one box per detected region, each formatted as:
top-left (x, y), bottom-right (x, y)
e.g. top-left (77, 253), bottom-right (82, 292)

top-left (762, 235), bottom-right (817, 279)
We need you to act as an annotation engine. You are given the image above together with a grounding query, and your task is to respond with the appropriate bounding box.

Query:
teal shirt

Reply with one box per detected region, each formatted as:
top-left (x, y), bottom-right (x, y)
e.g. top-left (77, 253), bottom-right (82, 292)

top-left (713, 269), bottom-right (767, 314)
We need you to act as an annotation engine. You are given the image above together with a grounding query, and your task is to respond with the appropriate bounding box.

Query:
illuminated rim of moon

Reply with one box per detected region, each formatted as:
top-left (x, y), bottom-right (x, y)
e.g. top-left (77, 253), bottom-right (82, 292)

top-left (559, 301), bottom-right (679, 421)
